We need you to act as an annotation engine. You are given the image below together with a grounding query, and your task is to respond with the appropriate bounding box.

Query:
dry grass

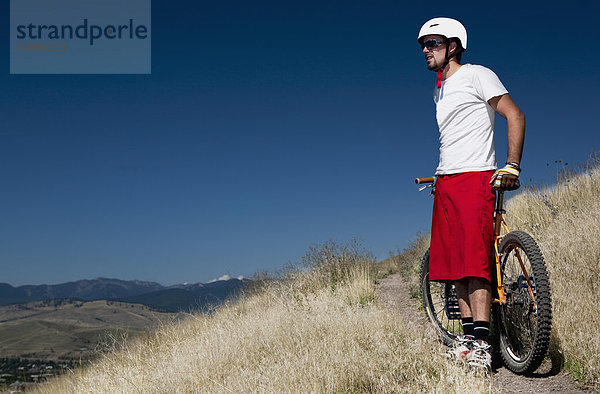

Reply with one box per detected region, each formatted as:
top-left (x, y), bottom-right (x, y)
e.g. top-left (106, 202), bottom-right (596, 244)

top-left (504, 158), bottom-right (600, 387)
top-left (36, 240), bottom-right (490, 393)
top-left (389, 157), bottom-right (600, 388)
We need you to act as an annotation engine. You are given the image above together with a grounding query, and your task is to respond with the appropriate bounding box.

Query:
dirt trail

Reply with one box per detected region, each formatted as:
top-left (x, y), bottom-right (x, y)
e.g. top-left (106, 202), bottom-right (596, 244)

top-left (375, 272), bottom-right (587, 393)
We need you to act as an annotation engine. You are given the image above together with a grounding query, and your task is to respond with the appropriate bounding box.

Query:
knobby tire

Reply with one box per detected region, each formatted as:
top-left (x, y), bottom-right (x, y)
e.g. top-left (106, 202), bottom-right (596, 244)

top-left (493, 231), bottom-right (552, 374)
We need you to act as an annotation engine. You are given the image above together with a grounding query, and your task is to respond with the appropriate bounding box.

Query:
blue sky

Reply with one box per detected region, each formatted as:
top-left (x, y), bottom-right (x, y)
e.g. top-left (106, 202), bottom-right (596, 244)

top-left (2, 1), bottom-right (598, 286)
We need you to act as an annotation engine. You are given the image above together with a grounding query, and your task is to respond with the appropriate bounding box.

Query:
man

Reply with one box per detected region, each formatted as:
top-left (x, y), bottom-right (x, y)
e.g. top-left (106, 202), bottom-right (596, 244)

top-left (417, 17), bottom-right (525, 372)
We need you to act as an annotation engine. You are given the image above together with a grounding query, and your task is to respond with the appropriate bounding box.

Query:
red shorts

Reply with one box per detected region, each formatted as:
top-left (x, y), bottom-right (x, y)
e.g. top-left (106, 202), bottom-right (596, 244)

top-left (429, 171), bottom-right (496, 283)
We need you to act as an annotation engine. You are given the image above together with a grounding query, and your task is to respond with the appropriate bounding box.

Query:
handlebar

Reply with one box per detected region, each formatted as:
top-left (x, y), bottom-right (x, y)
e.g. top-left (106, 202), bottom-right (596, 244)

top-left (415, 175), bottom-right (519, 192)
top-left (415, 177), bottom-right (435, 185)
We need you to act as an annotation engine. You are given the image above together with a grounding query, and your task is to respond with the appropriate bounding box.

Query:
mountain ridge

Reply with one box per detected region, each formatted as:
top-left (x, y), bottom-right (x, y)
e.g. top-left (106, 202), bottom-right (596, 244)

top-left (0, 277), bottom-right (251, 312)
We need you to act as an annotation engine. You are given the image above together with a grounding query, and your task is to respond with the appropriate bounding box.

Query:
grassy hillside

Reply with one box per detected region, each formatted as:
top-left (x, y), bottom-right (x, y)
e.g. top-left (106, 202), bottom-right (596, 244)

top-left (504, 159), bottom-right (600, 387)
top-left (36, 241), bottom-right (489, 393)
top-left (389, 158), bottom-right (600, 389)
top-left (34, 159), bottom-right (600, 392)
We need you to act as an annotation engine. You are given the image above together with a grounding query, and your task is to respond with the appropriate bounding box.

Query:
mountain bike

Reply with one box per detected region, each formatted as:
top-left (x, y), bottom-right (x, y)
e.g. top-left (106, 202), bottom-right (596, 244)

top-left (415, 176), bottom-right (552, 374)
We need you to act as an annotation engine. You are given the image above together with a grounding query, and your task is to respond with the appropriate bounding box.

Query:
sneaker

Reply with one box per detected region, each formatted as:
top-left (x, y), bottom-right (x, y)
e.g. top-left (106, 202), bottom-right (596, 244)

top-left (445, 335), bottom-right (474, 363)
top-left (466, 340), bottom-right (492, 374)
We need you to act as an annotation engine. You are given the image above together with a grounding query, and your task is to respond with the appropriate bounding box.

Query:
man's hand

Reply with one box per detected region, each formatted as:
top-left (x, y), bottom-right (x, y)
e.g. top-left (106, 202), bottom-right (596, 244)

top-left (490, 165), bottom-right (520, 190)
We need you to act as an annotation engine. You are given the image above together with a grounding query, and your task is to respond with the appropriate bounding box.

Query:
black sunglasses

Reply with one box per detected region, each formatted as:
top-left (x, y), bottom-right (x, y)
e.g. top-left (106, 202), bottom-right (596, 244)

top-left (420, 39), bottom-right (446, 50)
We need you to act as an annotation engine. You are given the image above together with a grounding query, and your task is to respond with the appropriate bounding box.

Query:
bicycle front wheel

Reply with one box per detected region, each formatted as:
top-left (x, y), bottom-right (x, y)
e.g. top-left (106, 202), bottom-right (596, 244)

top-left (420, 249), bottom-right (461, 347)
top-left (493, 231), bottom-right (552, 374)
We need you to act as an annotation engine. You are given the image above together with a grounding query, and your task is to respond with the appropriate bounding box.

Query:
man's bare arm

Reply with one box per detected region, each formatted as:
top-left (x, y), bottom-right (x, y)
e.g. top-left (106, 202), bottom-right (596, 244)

top-left (488, 94), bottom-right (525, 165)
top-left (488, 94), bottom-right (525, 189)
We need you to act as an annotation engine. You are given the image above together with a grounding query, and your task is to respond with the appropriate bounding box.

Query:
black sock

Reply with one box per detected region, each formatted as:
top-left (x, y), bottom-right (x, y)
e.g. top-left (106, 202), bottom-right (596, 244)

top-left (473, 320), bottom-right (490, 342)
top-left (461, 317), bottom-right (474, 337)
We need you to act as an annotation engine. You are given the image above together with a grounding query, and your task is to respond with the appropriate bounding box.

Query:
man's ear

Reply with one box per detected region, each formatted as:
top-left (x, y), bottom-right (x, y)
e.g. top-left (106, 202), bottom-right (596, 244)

top-left (448, 40), bottom-right (458, 56)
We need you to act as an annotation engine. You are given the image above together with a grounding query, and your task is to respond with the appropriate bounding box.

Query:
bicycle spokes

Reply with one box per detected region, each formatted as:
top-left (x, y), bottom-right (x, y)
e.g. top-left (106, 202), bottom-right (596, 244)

top-left (514, 248), bottom-right (537, 304)
top-left (499, 240), bottom-right (539, 360)
top-left (420, 252), bottom-right (463, 346)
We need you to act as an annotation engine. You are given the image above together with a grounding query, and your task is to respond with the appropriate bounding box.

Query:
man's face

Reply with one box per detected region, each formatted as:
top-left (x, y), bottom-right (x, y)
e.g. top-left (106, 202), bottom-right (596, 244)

top-left (421, 34), bottom-right (446, 71)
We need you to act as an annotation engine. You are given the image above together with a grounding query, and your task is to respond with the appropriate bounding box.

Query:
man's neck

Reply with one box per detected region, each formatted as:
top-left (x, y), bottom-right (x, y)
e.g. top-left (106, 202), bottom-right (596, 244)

top-left (441, 60), bottom-right (462, 80)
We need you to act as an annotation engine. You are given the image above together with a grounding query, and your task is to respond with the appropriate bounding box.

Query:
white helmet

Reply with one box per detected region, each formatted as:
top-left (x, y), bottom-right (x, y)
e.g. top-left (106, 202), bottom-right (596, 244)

top-left (417, 17), bottom-right (467, 51)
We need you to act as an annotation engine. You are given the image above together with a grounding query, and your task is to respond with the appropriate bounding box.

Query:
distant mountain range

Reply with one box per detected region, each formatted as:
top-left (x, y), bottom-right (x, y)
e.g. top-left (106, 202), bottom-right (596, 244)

top-left (0, 277), bottom-right (251, 312)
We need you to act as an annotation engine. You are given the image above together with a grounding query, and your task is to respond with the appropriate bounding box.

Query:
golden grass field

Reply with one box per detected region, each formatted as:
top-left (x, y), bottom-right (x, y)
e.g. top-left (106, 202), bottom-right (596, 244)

top-left (504, 159), bottom-right (600, 387)
top-left (390, 158), bottom-right (600, 389)
top-left (35, 159), bottom-right (599, 392)
top-left (36, 241), bottom-right (490, 393)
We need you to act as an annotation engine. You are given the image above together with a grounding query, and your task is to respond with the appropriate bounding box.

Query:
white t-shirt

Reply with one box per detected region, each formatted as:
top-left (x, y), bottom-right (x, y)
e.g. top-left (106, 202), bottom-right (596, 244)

top-left (433, 63), bottom-right (508, 175)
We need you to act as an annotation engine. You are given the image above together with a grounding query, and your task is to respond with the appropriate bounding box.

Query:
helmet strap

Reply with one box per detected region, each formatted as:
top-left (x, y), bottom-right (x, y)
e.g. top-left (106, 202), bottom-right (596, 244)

top-left (436, 39), bottom-right (455, 88)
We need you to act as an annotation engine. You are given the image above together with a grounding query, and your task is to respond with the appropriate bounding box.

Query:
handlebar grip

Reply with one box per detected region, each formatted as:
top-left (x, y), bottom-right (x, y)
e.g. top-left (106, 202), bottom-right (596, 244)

top-left (415, 177), bottom-right (435, 185)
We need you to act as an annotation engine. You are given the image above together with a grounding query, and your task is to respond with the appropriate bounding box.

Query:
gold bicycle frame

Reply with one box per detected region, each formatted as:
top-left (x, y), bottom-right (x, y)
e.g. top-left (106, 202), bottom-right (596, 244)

top-left (492, 191), bottom-right (536, 305)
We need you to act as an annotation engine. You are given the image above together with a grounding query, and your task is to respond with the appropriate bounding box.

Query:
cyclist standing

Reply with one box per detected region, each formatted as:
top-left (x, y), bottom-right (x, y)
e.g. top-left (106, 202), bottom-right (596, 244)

top-left (417, 17), bottom-right (525, 373)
